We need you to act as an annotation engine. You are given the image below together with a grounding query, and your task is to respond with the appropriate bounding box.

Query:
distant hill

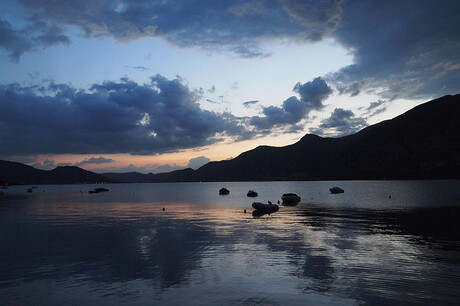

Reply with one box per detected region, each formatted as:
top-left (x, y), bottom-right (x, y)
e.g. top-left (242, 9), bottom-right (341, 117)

top-left (1, 94), bottom-right (459, 185)
top-left (0, 161), bottom-right (112, 185)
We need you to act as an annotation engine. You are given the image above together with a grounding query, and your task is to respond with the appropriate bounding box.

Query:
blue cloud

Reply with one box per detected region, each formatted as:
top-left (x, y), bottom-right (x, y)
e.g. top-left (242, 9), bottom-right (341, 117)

top-left (250, 77), bottom-right (332, 131)
top-left (293, 77), bottom-right (332, 108)
top-left (6, 0), bottom-right (341, 60)
top-left (0, 75), bottom-right (250, 156)
top-left (1, 0), bottom-right (457, 103)
top-left (329, 0), bottom-right (460, 99)
top-left (0, 17), bottom-right (69, 62)
top-left (315, 108), bottom-right (367, 136)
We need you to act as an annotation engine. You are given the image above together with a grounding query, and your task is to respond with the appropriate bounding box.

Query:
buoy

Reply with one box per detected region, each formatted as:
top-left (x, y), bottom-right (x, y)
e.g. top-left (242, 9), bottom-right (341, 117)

top-left (162, 207), bottom-right (165, 211)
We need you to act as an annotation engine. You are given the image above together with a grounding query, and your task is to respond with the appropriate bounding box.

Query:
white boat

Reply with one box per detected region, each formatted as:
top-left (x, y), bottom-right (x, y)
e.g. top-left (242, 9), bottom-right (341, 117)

top-left (329, 187), bottom-right (344, 194)
top-left (281, 193), bottom-right (301, 203)
top-left (252, 202), bottom-right (279, 211)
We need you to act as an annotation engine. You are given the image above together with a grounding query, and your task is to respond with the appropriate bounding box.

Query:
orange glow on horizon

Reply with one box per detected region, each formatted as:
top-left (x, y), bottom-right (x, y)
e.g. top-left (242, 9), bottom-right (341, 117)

top-left (28, 132), bottom-right (304, 173)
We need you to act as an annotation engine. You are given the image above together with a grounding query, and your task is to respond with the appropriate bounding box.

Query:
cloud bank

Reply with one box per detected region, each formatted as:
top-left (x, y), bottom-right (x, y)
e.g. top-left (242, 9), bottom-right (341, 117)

top-left (0, 74), bottom-right (339, 157)
top-left (328, 0), bottom-right (460, 100)
top-left (0, 75), bottom-right (247, 156)
top-left (2, 0), bottom-right (456, 101)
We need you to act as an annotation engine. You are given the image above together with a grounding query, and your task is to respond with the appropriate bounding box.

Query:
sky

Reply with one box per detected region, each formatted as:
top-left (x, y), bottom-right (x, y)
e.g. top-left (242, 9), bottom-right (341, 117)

top-left (0, 0), bottom-right (459, 173)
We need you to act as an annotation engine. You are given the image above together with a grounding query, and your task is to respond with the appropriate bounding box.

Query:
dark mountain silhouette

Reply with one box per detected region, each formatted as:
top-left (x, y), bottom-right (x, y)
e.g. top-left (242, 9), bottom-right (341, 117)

top-left (1, 94), bottom-right (459, 185)
top-left (184, 94), bottom-right (460, 181)
top-left (103, 168), bottom-right (196, 183)
top-left (0, 161), bottom-right (112, 185)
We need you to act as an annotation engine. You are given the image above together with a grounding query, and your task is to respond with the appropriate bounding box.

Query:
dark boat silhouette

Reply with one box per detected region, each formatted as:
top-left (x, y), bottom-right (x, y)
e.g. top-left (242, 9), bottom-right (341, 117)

top-left (219, 188), bottom-right (230, 195)
top-left (281, 193), bottom-right (301, 203)
top-left (329, 187), bottom-right (344, 194)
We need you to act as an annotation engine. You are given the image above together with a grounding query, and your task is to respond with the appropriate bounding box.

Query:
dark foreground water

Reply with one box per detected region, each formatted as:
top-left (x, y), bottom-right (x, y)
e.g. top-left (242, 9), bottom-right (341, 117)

top-left (1, 181), bottom-right (459, 305)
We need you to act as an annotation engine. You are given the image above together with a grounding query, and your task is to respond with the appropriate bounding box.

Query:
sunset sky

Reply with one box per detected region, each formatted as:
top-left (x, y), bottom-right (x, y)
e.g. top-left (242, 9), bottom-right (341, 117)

top-left (1, 0), bottom-right (459, 173)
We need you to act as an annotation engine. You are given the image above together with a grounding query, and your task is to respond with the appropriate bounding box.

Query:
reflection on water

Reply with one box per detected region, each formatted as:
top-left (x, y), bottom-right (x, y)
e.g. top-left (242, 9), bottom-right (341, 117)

top-left (0, 181), bottom-right (459, 305)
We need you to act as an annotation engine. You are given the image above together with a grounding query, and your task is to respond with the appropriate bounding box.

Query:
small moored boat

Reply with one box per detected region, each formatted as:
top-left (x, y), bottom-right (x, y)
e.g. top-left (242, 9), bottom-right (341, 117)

top-left (281, 193), bottom-right (301, 203)
top-left (219, 188), bottom-right (230, 195)
top-left (88, 187), bottom-right (109, 194)
top-left (252, 201), bottom-right (279, 211)
top-left (329, 187), bottom-right (344, 194)
top-left (247, 190), bottom-right (258, 197)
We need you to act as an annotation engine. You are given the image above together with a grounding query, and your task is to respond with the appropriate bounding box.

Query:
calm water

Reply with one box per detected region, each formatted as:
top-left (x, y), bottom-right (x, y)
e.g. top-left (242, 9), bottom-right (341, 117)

top-left (1, 181), bottom-right (459, 305)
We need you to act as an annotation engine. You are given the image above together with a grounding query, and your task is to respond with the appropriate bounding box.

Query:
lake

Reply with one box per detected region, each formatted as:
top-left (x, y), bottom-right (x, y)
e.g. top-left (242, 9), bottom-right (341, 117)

top-left (1, 181), bottom-right (459, 305)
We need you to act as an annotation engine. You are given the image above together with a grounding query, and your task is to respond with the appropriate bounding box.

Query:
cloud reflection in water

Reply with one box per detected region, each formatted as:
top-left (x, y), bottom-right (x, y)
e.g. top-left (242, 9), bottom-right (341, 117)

top-left (0, 192), bottom-right (459, 304)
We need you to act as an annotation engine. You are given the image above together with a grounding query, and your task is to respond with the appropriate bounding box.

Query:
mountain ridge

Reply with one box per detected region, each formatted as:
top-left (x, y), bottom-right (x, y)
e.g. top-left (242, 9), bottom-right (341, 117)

top-left (0, 161), bottom-right (113, 185)
top-left (1, 94), bottom-right (459, 185)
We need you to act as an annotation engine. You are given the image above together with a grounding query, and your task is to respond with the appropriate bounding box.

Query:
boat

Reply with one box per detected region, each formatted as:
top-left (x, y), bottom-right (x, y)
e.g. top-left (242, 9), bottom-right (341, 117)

top-left (252, 202), bottom-right (279, 211)
top-left (27, 188), bottom-right (33, 193)
top-left (88, 187), bottom-right (109, 194)
top-left (247, 190), bottom-right (258, 197)
top-left (329, 187), bottom-right (344, 194)
top-left (219, 188), bottom-right (230, 195)
top-left (281, 193), bottom-right (301, 203)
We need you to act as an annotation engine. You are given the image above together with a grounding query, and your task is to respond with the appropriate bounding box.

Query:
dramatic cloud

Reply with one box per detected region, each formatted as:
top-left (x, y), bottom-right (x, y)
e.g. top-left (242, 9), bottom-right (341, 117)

top-left (315, 108), bottom-right (367, 136)
top-left (0, 75), bottom-right (249, 156)
top-left (250, 77), bottom-right (332, 131)
top-left (1, 0), bottom-right (457, 109)
top-left (5, 0), bottom-right (345, 60)
top-left (329, 0), bottom-right (460, 100)
top-left (74, 157), bottom-right (115, 167)
top-left (187, 156), bottom-right (211, 170)
top-left (294, 77), bottom-right (333, 108)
